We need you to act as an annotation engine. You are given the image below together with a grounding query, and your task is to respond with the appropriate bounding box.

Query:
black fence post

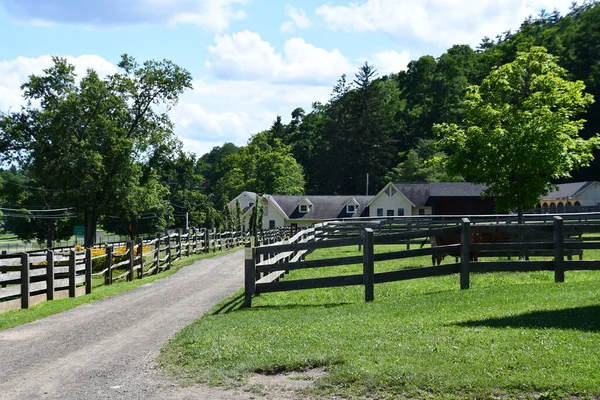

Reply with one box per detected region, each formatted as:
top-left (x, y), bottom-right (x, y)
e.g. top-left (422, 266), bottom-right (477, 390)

top-left (105, 246), bottom-right (113, 285)
top-left (46, 250), bottom-right (55, 301)
top-left (85, 248), bottom-right (92, 294)
top-left (154, 234), bottom-right (161, 274)
top-left (69, 250), bottom-right (76, 298)
top-left (204, 229), bottom-right (210, 253)
top-left (554, 216), bottom-right (565, 283)
top-left (363, 228), bottom-right (374, 302)
top-left (166, 233), bottom-right (172, 269)
top-left (460, 218), bottom-right (471, 290)
top-left (127, 241), bottom-right (134, 282)
top-left (244, 242), bottom-right (256, 307)
top-left (138, 239), bottom-right (144, 279)
top-left (21, 253), bottom-right (30, 309)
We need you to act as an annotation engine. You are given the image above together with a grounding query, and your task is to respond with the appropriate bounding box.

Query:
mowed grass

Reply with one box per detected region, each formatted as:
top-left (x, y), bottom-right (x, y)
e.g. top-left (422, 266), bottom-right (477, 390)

top-left (160, 244), bottom-right (600, 399)
top-left (0, 248), bottom-right (243, 331)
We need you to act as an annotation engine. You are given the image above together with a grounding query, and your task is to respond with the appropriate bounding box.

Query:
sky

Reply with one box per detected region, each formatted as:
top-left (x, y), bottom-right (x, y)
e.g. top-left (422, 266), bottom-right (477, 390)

top-left (0, 0), bottom-right (576, 157)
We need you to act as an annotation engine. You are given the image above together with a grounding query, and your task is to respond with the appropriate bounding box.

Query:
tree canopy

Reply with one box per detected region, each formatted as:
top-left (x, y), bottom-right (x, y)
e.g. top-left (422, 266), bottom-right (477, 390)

top-left (0, 55), bottom-right (193, 245)
top-left (436, 46), bottom-right (598, 221)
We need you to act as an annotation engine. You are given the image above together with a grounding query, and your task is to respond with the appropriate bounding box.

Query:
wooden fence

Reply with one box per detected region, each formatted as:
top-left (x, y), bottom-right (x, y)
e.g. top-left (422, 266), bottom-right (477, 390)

top-left (244, 216), bottom-right (600, 306)
top-left (0, 227), bottom-right (293, 314)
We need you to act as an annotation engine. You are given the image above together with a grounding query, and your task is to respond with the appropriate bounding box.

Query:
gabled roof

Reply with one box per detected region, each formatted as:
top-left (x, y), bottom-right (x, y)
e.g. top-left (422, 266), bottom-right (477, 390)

top-left (392, 182), bottom-right (487, 206)
top-left (344, 197), bottom-right (360, 206)
top-left (270, 195), bottom-right (374, 220)
top-left (543, 181), bottom-right (597, 200)
top-left (366, 182), bottom-right (416, 208)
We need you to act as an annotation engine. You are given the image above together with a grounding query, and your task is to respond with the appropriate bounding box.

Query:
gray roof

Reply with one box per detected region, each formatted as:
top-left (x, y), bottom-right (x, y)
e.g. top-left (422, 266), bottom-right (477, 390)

top-left (544, 182), bottom-right (596, 200)
top-left (393, 182), bottom-right (488, 206)
top-left (270, 195), bottom-right (374, 220)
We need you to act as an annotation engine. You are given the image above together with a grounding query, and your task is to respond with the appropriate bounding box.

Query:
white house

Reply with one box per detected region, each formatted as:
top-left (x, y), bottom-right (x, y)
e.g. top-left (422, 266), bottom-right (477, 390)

top-left (227, 191), bottom-right (257, 231)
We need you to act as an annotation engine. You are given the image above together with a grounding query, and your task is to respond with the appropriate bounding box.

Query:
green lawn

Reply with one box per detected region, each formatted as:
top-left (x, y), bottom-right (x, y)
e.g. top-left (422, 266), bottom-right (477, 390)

top-left (160, 245), bottom-right (600, 399)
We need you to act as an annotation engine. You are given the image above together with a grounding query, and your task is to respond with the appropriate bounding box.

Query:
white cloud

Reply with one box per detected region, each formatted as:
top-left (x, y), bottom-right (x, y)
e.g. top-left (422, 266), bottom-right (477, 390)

top-left (280, 5), bottom-right (312, 33)
top-left (370, 50), bottom-right (411, 75)
top-left (207, 31), bottom-right (353, 84)
top-left (0, 0), bottom-right (248, 32)
top-left (0, 55), bottom-right (117, 112)
top-left (0, 54), bottom-right (335, 157)
top-left (316, 0), bottom-right (574, 47)
top-left (171, 78), bottom-right (332, 154)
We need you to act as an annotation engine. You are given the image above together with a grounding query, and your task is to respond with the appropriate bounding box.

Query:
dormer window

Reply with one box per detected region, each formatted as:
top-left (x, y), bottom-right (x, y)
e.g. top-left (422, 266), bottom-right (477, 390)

top-left (296, 198), bottom-right (313, 214)
top-left (344, 198), bottom-right (360, 215)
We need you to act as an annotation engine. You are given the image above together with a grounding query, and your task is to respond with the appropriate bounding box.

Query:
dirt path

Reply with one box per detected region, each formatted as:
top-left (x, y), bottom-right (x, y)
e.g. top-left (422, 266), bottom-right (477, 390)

top-left (0, 251), bottom-right (276, 400)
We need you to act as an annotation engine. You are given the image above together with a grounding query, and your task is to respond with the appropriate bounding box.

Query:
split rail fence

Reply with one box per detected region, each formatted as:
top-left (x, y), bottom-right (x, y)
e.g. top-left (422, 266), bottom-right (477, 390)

top-left (244, 214), bottom-right (600, 306)
top-left (1, 227), bottom-right (292, 313)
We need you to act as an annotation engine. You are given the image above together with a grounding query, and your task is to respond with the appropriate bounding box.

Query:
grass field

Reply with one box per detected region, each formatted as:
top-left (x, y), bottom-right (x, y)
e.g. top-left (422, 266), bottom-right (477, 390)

top-left (0, 248), bottom-right (243, 331)
top-left (160, 245), bottom-right (600, 399)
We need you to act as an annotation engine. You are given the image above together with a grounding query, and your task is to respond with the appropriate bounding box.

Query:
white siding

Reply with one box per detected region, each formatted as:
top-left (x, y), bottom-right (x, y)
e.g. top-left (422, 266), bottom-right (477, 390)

top-left (369, 186), bottom-right (415, 216)
top-left (232, 192), bottom-right (256, 210)
top-left (578, 182), bottom-right (600, 207)
top-left (261, 198), bottom-right (286, 229)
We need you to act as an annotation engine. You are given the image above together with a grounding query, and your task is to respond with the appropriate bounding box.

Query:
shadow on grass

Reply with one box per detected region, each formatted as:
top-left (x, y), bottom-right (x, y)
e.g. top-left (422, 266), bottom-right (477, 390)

top-left (212, 293), bottom-right (245, 315)
top-left (248, 302), bottom-right (352, 311)
top-left (457, 305), bottom-right (600, 332)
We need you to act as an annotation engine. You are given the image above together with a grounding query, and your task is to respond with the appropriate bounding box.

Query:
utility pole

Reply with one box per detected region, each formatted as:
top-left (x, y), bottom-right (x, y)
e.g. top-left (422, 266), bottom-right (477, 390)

top-left (366, 173), bottom-right (369, 196)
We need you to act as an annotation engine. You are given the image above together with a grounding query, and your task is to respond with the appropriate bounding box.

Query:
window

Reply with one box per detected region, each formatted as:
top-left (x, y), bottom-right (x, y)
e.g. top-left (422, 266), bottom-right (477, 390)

top-left (387, 209), bottom-right (394, 216)
top-left (249, 202), bottom-right (254, 207)
top-left (418, 209), bottom-right (425, 215)
top-left (299, 204), bottom-right (308, 213)
top-left (264, 205), bottom-right (269, 216)
top-left (269, 220), bottom-right (276, 229)
top-left (385, 186), bottom-right (397, 197)
top-left (397, 208), bottom-right (404, 216)
top-left (347, 204), bottom-right (356, 213)
top-left (377, 208), bottom-right (384, 217)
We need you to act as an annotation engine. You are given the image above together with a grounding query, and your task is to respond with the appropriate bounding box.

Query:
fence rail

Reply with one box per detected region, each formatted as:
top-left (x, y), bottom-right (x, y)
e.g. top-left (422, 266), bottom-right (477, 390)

top-left (244, 215), bottom-right (600, 306)
top-left (0, 227), bottom-right (293, 314)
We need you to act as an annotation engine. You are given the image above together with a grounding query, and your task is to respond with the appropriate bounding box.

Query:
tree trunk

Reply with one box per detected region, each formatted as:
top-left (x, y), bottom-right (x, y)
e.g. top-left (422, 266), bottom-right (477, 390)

top-left (84, 211), bottom-right (97, 248)
top-left (46, 219), bottom-right (53, 249)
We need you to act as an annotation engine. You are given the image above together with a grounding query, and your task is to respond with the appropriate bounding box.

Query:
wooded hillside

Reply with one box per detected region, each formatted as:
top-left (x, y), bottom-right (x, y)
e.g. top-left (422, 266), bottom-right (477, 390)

top-left (2, 2), bottom-right (599, 244)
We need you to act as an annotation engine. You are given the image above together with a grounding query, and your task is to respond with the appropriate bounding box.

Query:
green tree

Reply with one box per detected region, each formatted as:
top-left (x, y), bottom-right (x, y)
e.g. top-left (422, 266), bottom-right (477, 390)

top-left (386, 140), bottom-right (462, 183)
top-left (214, 132), bottom-right (305, 204)
top-left (436, 47), bottom-right (598, 222)
top-left (0, 55), bottom-right (192, 246)
top-left (0, 168), bottom-right (73, 247)
top-left (235, 199), bottom-right (242, 231)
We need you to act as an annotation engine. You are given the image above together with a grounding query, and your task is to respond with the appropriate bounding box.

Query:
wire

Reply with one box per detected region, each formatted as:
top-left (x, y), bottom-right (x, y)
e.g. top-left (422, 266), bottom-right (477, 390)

top-left (1, 213), bottom-right (76, 219)
top-left (0, 206), bottom-right (73, 212)
top-left (170, 202), bottom-right (188, 210)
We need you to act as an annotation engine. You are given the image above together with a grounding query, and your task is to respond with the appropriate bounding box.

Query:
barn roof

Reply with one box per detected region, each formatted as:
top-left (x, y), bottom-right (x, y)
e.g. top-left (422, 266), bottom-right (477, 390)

top-left (544, 181), bottom-right (596, 200)
top-left (393, 182), bottom-right (488, 206)
top-left (270, 195), bottom-right (374, 220)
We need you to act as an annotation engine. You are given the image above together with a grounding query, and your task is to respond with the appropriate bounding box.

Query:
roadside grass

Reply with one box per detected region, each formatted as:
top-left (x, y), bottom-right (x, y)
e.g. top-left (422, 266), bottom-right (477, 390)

top-left (160, 245), bottom-right (600, 399)
top-left (0, 233), bottom-right (21, 243)
top-left (0, 248), bottom-right (243, 331)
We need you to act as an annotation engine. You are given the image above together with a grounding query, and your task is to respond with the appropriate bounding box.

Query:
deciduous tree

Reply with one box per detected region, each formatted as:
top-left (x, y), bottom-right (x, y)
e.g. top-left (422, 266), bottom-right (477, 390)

top-left (436, 47), bottom-right (598, 222)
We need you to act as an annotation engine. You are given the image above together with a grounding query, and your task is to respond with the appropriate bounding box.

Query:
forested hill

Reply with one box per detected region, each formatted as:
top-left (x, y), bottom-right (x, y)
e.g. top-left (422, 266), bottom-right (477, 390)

top-left (2, 2), bottom-right (599, 241)
top-left (201, 1), bottom-right (600, 202)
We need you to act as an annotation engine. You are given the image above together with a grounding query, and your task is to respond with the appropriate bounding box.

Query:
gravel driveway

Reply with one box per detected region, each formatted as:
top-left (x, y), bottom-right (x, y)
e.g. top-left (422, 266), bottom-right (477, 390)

top-left (0, 250), bottom-right (264, 400)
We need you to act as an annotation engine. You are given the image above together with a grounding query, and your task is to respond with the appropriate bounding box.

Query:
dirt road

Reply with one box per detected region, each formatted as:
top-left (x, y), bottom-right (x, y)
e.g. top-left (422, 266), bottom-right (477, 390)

top-left (0, 250), bottom-right (262, 400)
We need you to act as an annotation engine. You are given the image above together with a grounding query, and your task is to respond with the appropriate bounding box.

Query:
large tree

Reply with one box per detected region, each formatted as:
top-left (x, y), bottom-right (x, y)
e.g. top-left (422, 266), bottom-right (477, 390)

top-left (0, 55), bottom-right (192, 246)
top-left (436, 47), bottom-right (598, 222)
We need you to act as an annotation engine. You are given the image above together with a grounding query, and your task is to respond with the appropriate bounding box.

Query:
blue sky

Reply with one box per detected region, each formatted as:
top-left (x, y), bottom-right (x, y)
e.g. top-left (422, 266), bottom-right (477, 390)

top-left (0, 0), bottom-right (575, 156)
